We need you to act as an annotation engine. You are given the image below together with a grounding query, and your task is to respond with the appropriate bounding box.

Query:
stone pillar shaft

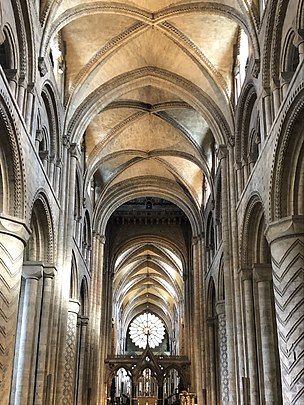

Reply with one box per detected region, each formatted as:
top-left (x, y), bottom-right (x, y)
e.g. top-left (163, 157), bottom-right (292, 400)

top-left (34, 267), bottom-right (56, 405)
top-left (216, 302), bottom-right (229, 405)
top-left (219, 146), bottom-right (238, 403)
top-left (253, 265), bottom-right (279, 404)
top-left (266, 216), bottom-right (304, 405)
top-left (62, 300), bottom-right (80, 405)
top-left (0, 217), bottom-right (29, 405)
top-left (241, 270), bottom-right (260, 404)
top-left (76, 317), bottom-right (88, 404)
top-left (14, 264), bottom-right (43, 405)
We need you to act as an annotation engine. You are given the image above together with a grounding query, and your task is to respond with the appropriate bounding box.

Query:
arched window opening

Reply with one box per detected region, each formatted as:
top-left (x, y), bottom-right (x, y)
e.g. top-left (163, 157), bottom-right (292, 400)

top-left (138, 368), bottom-right (158, 398)
top-left (0, 39), bottom-right (11, 70)
top-left (163, 369), bottom-right (181, 403)
top-left (70, 254), bottom-right (78, 300)
top-left (0, 27), bottom-right (16, 77)
top-left (233, 29), bottom-right (249, 104)
top-left (74, 173), bottom-right (82, 243)
top-left (82, 211), bottom-right (92, 266)
top-left (206, 213), bottom-right (216, 267)
top-left (49, 33), bottom-right (65, 92)
top-left (113, 368), bottom-right (132, 404)
top-left (281, 30), bottom-right (301, 96)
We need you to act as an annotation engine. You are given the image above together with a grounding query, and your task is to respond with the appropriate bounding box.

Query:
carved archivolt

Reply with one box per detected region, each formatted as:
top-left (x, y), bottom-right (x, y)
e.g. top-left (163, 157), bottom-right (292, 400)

top-left (0, 89), bottom-right (26, 219)
top-left (269, 83), bottom-right (304, 221)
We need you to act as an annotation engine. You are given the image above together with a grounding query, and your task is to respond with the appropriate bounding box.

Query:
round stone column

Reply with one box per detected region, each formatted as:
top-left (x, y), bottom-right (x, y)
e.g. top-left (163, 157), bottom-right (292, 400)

top-left (14, 263), bottom-right (43, 405)
top-left (241, 269), bottom-right (259, 405)
top-left (253, 264), bottom-right (279, 405)
top-left (76, 315), bottom-right (89, 404)
top-left (266, 216), bottom-right (304, 404)
top-left (62, 299), bottom-right (80, 405)
top-left (0, 215), bottom-right (29, 405)
top-left (34, 266), bottom-right (57, 405)
top-left (216, 301), bottom-right (229, 405)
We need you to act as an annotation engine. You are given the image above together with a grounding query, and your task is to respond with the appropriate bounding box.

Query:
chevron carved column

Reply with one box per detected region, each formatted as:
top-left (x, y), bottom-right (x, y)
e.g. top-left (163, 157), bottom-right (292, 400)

top-left (266, 216), bottom-right (304, 405)
top-left (0, 216), bottom-right (29, 404)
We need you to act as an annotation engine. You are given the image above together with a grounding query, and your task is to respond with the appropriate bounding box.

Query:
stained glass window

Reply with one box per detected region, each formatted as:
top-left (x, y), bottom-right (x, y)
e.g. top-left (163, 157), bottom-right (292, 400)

top-left (129, 313), bottom-right (165, 349)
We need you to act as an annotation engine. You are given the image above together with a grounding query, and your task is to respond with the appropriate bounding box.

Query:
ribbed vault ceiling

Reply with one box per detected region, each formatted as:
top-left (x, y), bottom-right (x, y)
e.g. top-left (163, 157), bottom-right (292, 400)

top-left (44, 0), bottom-right (255, 213)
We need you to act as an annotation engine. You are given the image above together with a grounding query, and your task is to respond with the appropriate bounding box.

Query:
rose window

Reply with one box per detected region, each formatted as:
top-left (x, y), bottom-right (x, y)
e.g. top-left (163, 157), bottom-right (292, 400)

top-left (129, 313), bottom-right (165, 349)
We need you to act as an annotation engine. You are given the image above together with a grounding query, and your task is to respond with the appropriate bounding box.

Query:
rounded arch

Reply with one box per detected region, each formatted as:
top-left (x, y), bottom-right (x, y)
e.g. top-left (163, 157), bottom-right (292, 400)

top-left (25, 192), bottom-right (55, 263)
top-left (281, 28), bottom-right (300, 76)
top-left (235, 81), bottom-right (258, 163)
top-left (94, 178), bottom-right (202, 237)
top-left (218, 256), bottom-right (225, 301)
top-left (40, 81), bottom-right (61, 160)
top-left (0, 90), bottom-right (25, 218)
top-left (70, 252), bottom-right (79, 300)
top-left (0, 24), bottom-right (18, 71)
top-left (240, 194), bottom-right (270, 267)
top-left (207, 277), bottom-right (217, 319)
top-left (79, 276), bottom-right (89, 317)
top-left (270, 84), bottom-right (304, 220)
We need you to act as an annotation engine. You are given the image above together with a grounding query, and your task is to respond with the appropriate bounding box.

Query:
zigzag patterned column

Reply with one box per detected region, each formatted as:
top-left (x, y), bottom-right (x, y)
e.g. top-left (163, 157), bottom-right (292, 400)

top-left (62, 300), bottom-right (80, 405)
top-left (266, 216), bottom-right (304, 405)
top-left (216, 301), bottom-right (229, 405)
top-left (0, 216), bottom-right (29, 404)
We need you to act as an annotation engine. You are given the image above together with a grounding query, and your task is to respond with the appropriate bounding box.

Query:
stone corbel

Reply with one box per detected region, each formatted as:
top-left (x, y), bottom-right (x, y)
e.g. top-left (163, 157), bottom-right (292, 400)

top-left (251, 59), bottom-right (260, 78)
top-left (69, 143), bottom-right (81, 160)
top-left (38, 57), bottom-right (48, 77)
top-left (215, 144), bottom-right (228, 161)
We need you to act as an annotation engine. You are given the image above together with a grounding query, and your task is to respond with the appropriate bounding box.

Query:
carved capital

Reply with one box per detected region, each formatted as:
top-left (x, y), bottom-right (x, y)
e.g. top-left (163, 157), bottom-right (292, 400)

top-left (36, 129), bottom-right (43, 142)
top-left (43, 264), bottom-right (57, 279)
top-left (252, 264), bottom-right (272, 283)
top-left (0, 214), bottom-right (30, 244)
top-left (77, 315), bottom-right (89, 326)
top-left (68, 299), bottom-right (81, 314)
top-left (265, 215), bottom-right (304, 244)
top-left (239, 268), bottom-right (252, 281)
top-left (216, 301), bottom-right (226, 316)
top-left (22, 262), bottom-right (43, 280)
